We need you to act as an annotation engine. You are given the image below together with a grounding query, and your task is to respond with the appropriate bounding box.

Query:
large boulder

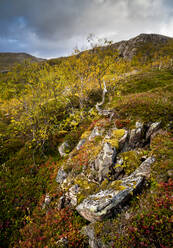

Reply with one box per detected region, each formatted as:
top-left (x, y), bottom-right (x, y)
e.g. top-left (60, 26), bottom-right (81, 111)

top-left (76, 175), bottom-right (144, 222)
top-left (76, 157), bottom-right (155, 222)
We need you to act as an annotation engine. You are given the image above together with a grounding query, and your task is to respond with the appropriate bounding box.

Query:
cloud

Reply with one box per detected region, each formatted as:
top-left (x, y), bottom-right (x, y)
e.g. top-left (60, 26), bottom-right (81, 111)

top-left (0, 0), bottom-right (172, 58)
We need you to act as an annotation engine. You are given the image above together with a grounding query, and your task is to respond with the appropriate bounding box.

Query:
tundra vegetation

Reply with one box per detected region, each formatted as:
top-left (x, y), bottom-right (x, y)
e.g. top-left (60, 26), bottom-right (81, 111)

top-left (0, 34), bottom-right (173, 247)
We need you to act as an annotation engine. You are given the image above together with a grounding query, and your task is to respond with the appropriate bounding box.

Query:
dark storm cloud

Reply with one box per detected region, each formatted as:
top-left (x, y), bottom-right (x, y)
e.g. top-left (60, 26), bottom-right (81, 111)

top-left (0, 0), bottom-right (172, 58)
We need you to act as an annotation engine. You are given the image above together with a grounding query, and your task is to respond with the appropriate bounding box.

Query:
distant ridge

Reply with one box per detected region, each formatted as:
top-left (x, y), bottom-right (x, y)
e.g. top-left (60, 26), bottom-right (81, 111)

top-left (0, 52), bottom-right (45, 71)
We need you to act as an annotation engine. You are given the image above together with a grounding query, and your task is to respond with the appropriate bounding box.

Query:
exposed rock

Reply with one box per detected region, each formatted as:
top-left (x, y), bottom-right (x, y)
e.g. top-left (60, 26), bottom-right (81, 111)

top-left (146, 121), bottom-right (161, 140)
top-left (76, 138), bottom-right (86, 150)
top-left (76, 175), bottom-right (144, 222)
top-left (131, 157), bottom-right (155, 178)
top-left (67, 184), bottom-right (81, 206)
top-left (58, 141), bottom-right (70, 156)
top-left (82, 225), bottom-right (103, 248)
top-left (76, 156), bottom-right (155, 222)
top-left (119, 130), bottom-right (128, 150)
top-left (112, 33), bottom-right (171, 60)
top-left (57, 195), bottom-right (66, 210)
top-left (95, 142), bottom-right (114, 182)
top-left (56, 168), bottom-right (67, 184)
top-left (56, 237), bottom-right (68, 247)
top-left (129, 122), bottom-right (144, 148)
top-left (89, 127), bottom-right (101, 141)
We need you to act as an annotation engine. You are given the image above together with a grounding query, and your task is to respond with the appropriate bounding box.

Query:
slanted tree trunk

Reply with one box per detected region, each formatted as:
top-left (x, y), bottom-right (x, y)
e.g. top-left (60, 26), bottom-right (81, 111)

top-left (95, 80), bottom-right (114, 120)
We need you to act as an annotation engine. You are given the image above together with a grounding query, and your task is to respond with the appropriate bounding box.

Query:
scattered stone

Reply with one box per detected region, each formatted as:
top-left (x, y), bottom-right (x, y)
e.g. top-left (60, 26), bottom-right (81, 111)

top-left (76, 138), bottom-right (86, 150)
top-left (56, 237), bottom-right (68, 247)
top-left (58, 141), bottom-right (70, 156)
top-left (56, 168), bottom-right (67, 184)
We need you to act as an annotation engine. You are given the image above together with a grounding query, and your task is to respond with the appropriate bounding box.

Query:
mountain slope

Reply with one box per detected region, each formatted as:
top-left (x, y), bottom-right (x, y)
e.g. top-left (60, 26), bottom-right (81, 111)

top-left (112, 33), bottom-right (173, 59)
top-left (0, 33), bottom-right (172, 248)
top-left (0, 52), bottom-right (44, 71)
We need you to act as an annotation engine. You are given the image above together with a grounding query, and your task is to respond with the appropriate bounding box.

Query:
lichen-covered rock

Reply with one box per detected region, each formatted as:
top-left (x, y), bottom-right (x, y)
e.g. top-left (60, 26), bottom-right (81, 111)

top-left (76, 175), bottom-right (144, 222)
top-left (56, 168), bottom-right (67, 184)
top-left (129, 122), bottom-right (144, 148)
top-left (76, 138), bottom-right (86, 150)
top-left (146, 121), bottom-right (161, 140)
top-left (58, 141), bottom-right (70, 156)
top-left (67, 184), bottom-right (81, 206)
top-left (76, 156), bottom-right (155, 222)
top-left (95, 142), bottom-right (114, 182)
top-left (119, 130), bottom-right (128, 150)
top-left (131, 156), bottom-right (155, 178)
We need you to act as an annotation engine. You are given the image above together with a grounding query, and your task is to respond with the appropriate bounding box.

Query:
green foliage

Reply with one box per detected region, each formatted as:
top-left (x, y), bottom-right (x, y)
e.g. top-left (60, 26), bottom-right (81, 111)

top-left (0, 36), bottom-right (173, 247)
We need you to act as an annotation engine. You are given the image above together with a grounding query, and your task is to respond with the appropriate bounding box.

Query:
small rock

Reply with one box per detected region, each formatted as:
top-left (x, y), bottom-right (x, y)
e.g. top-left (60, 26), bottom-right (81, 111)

top-left (67, 184), bottom-right (81, 206)
top-left (76, 138), bottom-right (86, 150)
top-left (56, 237), bottom-right (68, 247)
top-left (82, 224), bottom-right (103, 248)
top-left (167, 170), bottom-right (173, 178)
top-left (56, 168), bottom-right (67, 184)
top-left (58, 141), bottom-right (70, 156)
top-left (89, 127), bottom-right (101, 141)
top-left (57, 195), bottom-right (66, 210)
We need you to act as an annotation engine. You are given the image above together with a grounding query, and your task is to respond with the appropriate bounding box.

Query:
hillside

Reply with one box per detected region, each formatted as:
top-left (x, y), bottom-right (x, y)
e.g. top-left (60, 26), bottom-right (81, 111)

top-left (0, 52), bottom-right (44, 71)
top-left (0, 34), bottom-right (173, 248)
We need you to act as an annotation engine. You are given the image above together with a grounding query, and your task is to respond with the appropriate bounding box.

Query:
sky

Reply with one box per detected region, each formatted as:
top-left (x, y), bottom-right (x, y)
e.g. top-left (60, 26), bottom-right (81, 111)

top-left (0, 0), bottom-right (173, 59)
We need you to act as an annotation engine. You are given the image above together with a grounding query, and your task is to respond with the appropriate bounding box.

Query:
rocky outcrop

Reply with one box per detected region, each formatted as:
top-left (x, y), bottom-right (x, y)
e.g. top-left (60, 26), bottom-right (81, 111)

top-left (76, 157), bottom-right (155, 222)
top-left (112, 33), bottom-right (171, 60)
top-left (56, 121), bottom-right (159, 223)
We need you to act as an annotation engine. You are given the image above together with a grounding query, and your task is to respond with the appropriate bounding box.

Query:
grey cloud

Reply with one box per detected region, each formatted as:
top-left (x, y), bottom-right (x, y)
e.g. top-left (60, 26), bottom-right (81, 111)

top-left (0, 0), bottom-right (172, 58)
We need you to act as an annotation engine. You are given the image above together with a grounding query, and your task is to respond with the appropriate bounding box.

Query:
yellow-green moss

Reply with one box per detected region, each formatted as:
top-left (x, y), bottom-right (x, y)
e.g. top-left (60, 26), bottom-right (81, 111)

top-left (120, 151), bottom-right (141, 175)
top-left (104, 129), bottom-right (125, 149)
top-left (105, 138), bottom-right (119, 149)
top-left (112, 129), bottom-right (125, 139)
top-left (74, 176), bottom-right (98, 204)
top-left (81, 131), bottom-right (91, 139)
